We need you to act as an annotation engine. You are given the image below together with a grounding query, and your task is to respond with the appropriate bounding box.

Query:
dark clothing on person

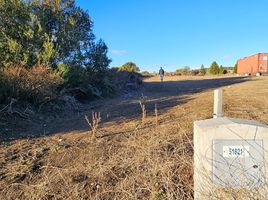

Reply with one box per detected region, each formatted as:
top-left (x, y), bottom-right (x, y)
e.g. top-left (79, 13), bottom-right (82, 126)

top-left (159, 68), bottom-right (165, 82)
top-left (159, 68), bottom-right (165, 75)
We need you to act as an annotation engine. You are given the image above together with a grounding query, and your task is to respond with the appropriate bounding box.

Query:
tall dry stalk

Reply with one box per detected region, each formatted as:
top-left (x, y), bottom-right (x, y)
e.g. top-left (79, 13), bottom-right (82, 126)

top-left (85, 112), bottom-right (101, 139)
top-left (155, 103), bottom-right (158, 129)
top-left (139, 95), bottom-right (146, 125)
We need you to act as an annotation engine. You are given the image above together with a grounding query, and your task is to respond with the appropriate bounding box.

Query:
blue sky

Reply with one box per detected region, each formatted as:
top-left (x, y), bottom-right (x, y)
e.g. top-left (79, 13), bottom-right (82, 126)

top-left (76, 0), bottom-right (268, 72)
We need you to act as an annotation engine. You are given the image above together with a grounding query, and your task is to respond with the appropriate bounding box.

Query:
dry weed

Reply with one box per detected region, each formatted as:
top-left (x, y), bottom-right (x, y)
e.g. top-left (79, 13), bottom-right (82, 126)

top-left (0, 65), bottom-right (62, 105)
top-left (139, 95), bottom-right (147, 125)
top-left (155, 103), bottom-right (159, 129)
top-left (85, 112), bottom-right (101, 139)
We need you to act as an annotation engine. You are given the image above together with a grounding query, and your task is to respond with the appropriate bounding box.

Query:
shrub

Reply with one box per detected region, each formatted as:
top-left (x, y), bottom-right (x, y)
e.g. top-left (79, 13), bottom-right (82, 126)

top-left (63, 66), bottom-right (88, 87)
top-left (141, 71), bottom-right (151, 77)
top-left (60, 65), bottom-right (116, 100)
top-left (56, 64), bottom-right (69, 80)
top-left (118, 62), bottom-right (140, 73)
top-left (108, 68), bottom-right (142, 91)
top-left (0, 65), bottom-right (63, 105)
top-left (175, 66), bottom-right (191, 75)
top-left (191, 69), bottom-right (200, 76)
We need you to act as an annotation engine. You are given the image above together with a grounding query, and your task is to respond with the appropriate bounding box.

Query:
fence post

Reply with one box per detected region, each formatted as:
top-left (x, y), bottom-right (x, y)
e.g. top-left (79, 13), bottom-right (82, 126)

top-left (213, 89), bottom-right (223, 118)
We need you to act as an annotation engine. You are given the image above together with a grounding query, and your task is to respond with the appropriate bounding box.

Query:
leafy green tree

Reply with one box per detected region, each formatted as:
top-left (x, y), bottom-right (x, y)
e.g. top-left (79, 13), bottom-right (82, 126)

top-left (37, 34), bottom-right (56, 65)
top-left (0, 0), bottom-right (31, 67)
top-left (119, 62), bottom-right (140, 72)
top-left (209, 61), bottom-right (220, 75)
top-left (0, 0), bottom-right (112, 101)
top-left (85, 39), bottom-right (111, 84)
top-left (200, 64), bottom-right (206, 75)
top-left (32, 0), bottom-right (95, 65)
top-left (0, 0), bottom-right (108, 69)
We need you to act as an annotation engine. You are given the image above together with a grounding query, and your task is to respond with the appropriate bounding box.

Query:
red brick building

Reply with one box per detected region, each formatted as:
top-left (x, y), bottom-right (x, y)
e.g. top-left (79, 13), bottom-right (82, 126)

top-left (237, 53), bottom-right (268, 74)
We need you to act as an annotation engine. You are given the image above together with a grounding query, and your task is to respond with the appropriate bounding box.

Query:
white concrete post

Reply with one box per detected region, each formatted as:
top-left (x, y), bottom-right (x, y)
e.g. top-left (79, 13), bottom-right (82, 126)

top-left (213, 89), bottom-right (223, 118)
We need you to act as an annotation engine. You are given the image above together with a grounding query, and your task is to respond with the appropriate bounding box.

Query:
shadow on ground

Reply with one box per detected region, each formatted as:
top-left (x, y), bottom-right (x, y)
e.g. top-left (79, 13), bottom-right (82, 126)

top-left (1, 76), bottom-right (251, 141)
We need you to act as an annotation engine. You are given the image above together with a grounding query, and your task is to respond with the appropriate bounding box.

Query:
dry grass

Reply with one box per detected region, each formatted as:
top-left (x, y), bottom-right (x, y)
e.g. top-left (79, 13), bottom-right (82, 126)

top-left (143, 74), bottom-right (237, 83)
top-left (0, 65), bottom-right (63, 104)
top-left (155, 104), bottom-right (159, 129)
top-left (1, 75), bottom-right (268, 199)
top-left (139, 95), bottom-right (147, 126)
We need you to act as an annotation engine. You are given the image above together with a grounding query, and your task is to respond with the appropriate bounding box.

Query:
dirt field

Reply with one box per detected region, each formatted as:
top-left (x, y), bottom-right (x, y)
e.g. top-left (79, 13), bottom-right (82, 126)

top-left (1, 75), bottom-right (268, 199)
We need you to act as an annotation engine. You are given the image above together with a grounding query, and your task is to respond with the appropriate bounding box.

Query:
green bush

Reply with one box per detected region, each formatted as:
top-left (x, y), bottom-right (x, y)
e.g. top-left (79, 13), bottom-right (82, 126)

top-left (118, 62), bottom-right (140, 73)
top-left (58, 65), bottom-right (116, 100)
top-left (56, 64), bottom-right (69, 80)
top-left (63, 66), bottom-right (88, 87)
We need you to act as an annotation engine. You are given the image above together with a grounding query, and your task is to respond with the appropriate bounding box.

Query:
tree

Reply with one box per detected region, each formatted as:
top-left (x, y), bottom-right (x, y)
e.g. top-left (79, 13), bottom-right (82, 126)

top-left (200, 64), bottom-right (206, 75)
top-left (0, 0), bottom-right (107, 70)
top-left (209, 61), bottom-right (220, 75)
top-left (119, 62), bottom-right (140, 72)
top-left (219, 65), bottom-right (224, 74)
top-left (32, 0), bottom-right (95, 65)
top-left (85, 39), bottom-right (111, 84)
top-left (0, 0), bottom-right (32, 67)
top-left (234, 63), bottom-right (238, 74)
top-left (0, 0), bottom-right (112, 101)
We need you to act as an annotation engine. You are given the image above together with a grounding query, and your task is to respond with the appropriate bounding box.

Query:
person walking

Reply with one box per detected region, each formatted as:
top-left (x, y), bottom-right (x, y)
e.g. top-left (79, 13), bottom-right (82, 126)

top-left (159, 67), bottom-right (165, 82)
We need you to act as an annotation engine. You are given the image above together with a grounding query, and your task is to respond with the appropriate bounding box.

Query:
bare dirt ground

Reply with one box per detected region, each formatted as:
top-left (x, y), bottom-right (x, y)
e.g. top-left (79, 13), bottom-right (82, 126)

top-left (1, 75), bottom-right (268, 199)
